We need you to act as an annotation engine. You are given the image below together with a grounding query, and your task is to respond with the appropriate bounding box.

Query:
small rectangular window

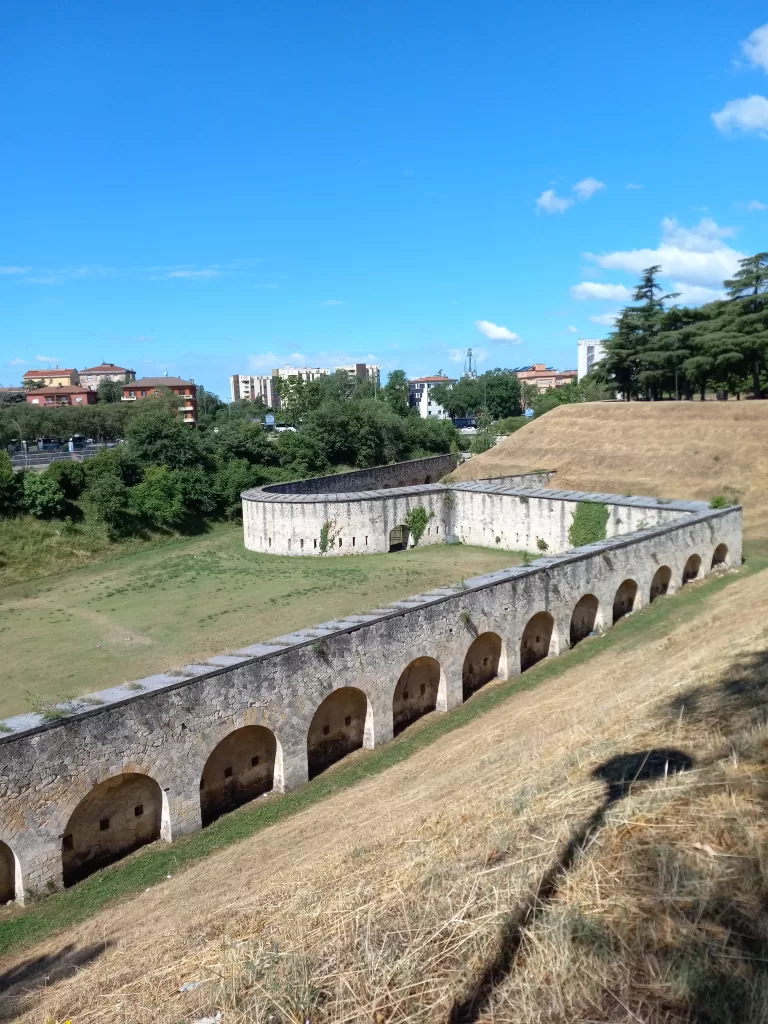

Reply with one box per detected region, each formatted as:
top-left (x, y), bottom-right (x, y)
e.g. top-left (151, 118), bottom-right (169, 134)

top-left (224, 766), bottom-right (233, 778)
top-left (268, 537), bottom-right (271, 547)
top-left (134, 804), bottom-right (144, 817)
top-left (300, 539), bottom-right (304, 549)
top-left (352, 537), bottom-right (355, 546)
top-left (314, 538), bottom-right (317, 548)
top-left (365, 536), bottom-right (368, 545)
top-left (99, 818), bottom-right (110, 832)
top-left (338, 537), bottom-right (342, 547)
top-left (436, 527), bottom-right (439, 534)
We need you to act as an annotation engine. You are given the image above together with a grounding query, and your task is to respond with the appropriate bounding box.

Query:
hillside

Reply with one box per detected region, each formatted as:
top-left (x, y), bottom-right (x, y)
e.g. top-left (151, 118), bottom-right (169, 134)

top-left (454, 402), bottom-right (768, 537)
top-left (2, 565), bottom-right (767, 1022)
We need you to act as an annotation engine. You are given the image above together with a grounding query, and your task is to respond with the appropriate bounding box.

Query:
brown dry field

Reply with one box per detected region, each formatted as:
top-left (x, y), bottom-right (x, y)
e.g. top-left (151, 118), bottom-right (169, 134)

top-left (454, 402), bottom-right (768, 537)
top-left (4, 564), bottom-right (768, 1023)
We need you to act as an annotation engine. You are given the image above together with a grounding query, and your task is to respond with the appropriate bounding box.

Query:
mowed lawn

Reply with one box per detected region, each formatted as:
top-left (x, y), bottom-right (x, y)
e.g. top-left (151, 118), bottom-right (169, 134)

top-left (0, 525), bottom-right (522, 718)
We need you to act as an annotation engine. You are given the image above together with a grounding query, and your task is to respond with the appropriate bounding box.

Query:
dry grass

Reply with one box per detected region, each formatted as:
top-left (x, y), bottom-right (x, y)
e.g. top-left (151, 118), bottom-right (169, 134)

top-left (454, 402), bottom-right (768, 537)
top-left (4, 566), bottom-right (768, 1023)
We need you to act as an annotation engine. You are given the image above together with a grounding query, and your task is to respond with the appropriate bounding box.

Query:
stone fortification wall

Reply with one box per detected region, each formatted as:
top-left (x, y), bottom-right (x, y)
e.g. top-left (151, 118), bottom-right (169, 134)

top-left (0, 501), bottom-right (742, 901)
top-left (263, 453), bottom-right (459, 495)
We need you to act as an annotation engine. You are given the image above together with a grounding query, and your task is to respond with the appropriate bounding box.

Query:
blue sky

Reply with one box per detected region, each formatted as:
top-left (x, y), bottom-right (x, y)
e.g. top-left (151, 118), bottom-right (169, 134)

top-left (2, 1), bottom-right (767, 398)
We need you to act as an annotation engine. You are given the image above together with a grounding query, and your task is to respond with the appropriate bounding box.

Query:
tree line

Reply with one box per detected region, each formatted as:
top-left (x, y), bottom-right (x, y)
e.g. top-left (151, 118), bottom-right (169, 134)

top-left (595, 253), bottom-right (768, 400)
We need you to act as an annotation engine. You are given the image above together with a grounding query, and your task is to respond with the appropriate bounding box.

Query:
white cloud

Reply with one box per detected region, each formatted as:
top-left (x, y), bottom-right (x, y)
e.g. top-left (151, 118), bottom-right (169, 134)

top-left (8, 357), bottom-right (26, 365)
top-left (573, 177), bottom-right (605, 200)
top-left (589, 312), bottom-right (620, 326)
top-left (571, 282), bottom-right (633, 301)
top-left (167, 269), bottom-right (220, 279)
top-left (742, 23), bottom-right (768, 72)
top-left (474, 319), bottom-right (521, 342)
top-left (321, 299), bottom-right (344, 306)
top-left (0, 266), bottom-right (30, 275)
top-left (712, 95), bottom-right (768, 135)
top-left (747, 199), bottom-right (767, 211)
top-left (35, 354), bottom-right (60, 364)
top-left (670, 283), bottom-right (726, 304)
top-left (625, 182), bottom-right (644, 190)
top-left (536, 189), bottom-right (574, 214)
top-left (567, 325), bottom-right (578, 333)
top-left (587, 217), bottom-right (744, 287)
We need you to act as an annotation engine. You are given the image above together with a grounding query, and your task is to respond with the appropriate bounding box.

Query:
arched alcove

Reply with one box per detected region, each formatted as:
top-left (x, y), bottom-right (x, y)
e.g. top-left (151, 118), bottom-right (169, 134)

top-left (711, 543), bottom-right (728, 569)
top-left (393, 657), bottom-right (440, 735)
top-left (0, 841), bottom-right (17, 905)
top-left (463, 632), bottom-right (503, 698)
top-left (388, 525), bottom-right (410, 552)
top-left (307, 687), bottom-right (368, 779)
top-left (682, 554), bottom-right (702, 585)
top-left (62, 773), bottom-right (163, 887)
top-left (520, 612), bottom-right (555, 672)
top-left (569, 595), bottom-right (599, 647)
top-left (613, 579), bottom-right (638, 623)
top-left (650, 566), bottom-right (672, 602)
top-left (200, 725), bottom-right (277, 827)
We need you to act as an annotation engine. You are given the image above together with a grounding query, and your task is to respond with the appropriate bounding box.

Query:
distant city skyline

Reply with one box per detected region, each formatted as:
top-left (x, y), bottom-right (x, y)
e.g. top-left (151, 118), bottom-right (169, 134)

top-left (2, 4), bottom-right (767, 399)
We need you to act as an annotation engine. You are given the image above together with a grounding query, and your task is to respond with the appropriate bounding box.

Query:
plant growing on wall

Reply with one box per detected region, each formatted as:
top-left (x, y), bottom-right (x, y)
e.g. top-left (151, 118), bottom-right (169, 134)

top-left (404, 505), bottom-right (434, 546)
top-left (318, 517), bottom-right (339, 554)
top-left (568, 501), bottom-right (610, 548)
top-left (536, 537), bottom-right (549, 552)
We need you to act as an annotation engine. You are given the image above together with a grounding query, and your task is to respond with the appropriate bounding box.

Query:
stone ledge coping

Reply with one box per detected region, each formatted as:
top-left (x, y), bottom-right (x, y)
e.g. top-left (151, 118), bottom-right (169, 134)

top-left (0, 504), bottom-right (738, 745)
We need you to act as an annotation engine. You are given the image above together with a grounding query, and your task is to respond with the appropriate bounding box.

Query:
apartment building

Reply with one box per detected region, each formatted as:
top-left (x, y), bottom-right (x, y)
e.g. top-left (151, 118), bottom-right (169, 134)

top-left (122, 376), bottom-right (198, 424)
top-left (408, 375), bottom-right (457, 419)
top-left (25, 385), bottom-right (97, 407)
top-left (334, 363), bottom-right (381, 386)
top-left (577, 339), bottom-right (606, 380)
top-left (230, 374), bottom-right (277, 406)
top-left (514, 364), bottom-right (578, 392)
top-left (79, 362), bottom-right (136, 391)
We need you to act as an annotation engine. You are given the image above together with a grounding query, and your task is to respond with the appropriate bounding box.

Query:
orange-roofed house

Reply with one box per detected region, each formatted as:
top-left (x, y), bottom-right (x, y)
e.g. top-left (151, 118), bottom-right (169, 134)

top-left (408, 375), bottom-right (458, 419)
top-left (23, 367), bottom-right (80, 388)
top-left (79, 362), bottom-right (136, 391)
top-left (122, 376), bottom-right (198, 424)
top-left (514, 364), bottom-right (578, 392)
top-left (25, 384), bottom-right (98, 407)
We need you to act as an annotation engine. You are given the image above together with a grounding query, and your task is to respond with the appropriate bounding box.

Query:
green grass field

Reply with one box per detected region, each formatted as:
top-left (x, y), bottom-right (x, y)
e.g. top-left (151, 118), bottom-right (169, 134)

top-left (0, 525), bottom-right (522, 718)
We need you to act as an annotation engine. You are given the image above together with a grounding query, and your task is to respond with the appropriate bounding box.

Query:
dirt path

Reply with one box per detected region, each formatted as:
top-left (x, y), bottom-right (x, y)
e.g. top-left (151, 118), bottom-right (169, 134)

top-left (4, 568), bottom-right (768, 1022)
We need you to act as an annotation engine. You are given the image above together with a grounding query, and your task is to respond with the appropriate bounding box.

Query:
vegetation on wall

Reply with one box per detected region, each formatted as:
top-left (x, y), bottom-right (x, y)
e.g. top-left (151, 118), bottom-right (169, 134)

top-left (568, 501), bottom-right (610, 548)
top-left (403, 506), bottom-right (434, 546)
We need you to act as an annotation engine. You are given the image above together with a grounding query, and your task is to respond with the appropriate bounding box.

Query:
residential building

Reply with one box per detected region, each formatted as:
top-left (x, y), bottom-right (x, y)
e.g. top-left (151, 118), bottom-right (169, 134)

top-left (408, 375), bottom-right (457, 419)
top-left (25, 384), bottom-right (97, 407)
top-left (514, 364), bottom-right (578, 392)
top-left (23, 367), bottom-right (79, 388)
top-left (334, 363), bottom-right (381, 387)
top-left (122, 376), bottom-right (198, 424)
top-left (577, 338), bottom-right (606, 380)
top-left (272, 365), bottom-right (331, 383)
top-left (230, 374), bottom-right (276, 407)
top-left (79, 362), bottom-right (136, 391)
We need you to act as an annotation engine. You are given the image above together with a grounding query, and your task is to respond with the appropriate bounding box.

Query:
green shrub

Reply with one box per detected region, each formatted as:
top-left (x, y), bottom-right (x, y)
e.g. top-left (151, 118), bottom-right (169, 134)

top-left (494, 416), bottom-right (529, 435)
top-left (404, 506), bottom-right (433, 546)
top-left (84, 473), bottom-right (136, 537)
top-left (45, 460), bottom-right (86, 499)
top-left (568, 501), bottom-right (610, 548)
top-left (0, 452), bottom-right (23, 517)
top-left (22, 473), bottom-right (67, 519)
top-left (710, 489), bottom-right (739, 509)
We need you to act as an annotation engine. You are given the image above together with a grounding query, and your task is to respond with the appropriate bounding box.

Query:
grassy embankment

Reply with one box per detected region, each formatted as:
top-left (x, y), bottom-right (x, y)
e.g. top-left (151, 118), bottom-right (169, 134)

top-left (1, 540), bottom-right (765, 969)
top-left (0, 525), bottom-right (523, 718)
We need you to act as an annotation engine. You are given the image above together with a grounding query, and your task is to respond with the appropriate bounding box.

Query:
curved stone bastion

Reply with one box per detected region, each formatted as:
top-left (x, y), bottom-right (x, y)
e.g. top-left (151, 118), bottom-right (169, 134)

top-left (0, 461), bottom-right (742, 904)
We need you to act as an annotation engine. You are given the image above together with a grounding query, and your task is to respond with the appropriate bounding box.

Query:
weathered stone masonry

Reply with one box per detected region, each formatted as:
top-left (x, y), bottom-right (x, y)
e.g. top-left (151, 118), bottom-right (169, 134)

top-left (0, 467), bottom-right (742, 903)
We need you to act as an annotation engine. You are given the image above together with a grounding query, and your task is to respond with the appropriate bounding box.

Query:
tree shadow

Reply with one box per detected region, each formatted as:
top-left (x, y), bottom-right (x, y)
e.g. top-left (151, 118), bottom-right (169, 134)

top-left (448, 747), bottom-right (694, 1023)
top-left (0, 940), bottom-right (113, 1021)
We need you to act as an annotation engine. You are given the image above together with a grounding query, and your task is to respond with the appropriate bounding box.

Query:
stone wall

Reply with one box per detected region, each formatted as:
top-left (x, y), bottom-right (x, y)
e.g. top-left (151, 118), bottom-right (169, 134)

top-left (0, 500), bottom-right (742, 901)
top-left (263, 453), bottom-right (460, 495)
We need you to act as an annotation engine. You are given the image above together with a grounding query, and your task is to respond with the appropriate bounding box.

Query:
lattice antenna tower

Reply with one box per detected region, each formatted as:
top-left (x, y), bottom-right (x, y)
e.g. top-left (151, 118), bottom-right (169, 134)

top-left (463, 347), bottom-right (478, 379)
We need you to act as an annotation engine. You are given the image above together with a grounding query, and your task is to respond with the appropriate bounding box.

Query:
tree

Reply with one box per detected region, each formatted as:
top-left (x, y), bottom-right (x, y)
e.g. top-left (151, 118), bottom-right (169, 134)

top-left (23, 377), bottom-right (46, 391)
top-left (382, 370), bottom-right (410, 417)
top-left (45, 460), bottom-right (86, 499)
top-left (85, 472), bottom-right (135, 536)
top-left (124, 406), bottom-right (208, 469)
top-left (483, 369), bottom-right (522, 419)
top-left (430, 377), bottom-right (481, 418)
top-left (97, 378), bottom-right (122, 403)
top-left (0, 452), bottom-right (24, 516)
top-left (130, 465), bottom-right (186, 527)
top-left (22, 473), bottom-right (67, 518)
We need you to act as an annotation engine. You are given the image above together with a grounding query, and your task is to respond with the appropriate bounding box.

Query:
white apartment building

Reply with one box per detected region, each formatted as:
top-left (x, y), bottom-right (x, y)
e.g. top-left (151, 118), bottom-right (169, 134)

top-left (230, 374), bottom-right (277, 406)
top-left (577, 338), bottom-right (606, 380)
top-left (408, 375), bottom-right (457, 419)
top-left (334, 363), bottom-right (381, 387)
top-left (273, 365), bottom-right (331, 383)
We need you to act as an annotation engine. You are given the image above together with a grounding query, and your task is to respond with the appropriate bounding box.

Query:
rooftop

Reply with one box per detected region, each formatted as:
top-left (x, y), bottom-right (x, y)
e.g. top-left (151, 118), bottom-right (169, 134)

top-left (23, 368), bottom-right (77, 378)
top-left (410, 375), bottom-right (457, 383)
top-left (80, 362), bottom-right (135, 374)
top-left (126, 376), bottom-right (195, 388)
top-left (27, 384), bottom-right (92, 395)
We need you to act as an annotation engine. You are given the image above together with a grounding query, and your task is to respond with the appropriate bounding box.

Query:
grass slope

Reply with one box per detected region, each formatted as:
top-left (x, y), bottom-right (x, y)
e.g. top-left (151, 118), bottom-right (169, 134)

top-left (0, 528), bottom-right (521, 717)
top-left (1, 548), bottom-right (763, 967)
top-left (455, 402), bottom-right (768, 537)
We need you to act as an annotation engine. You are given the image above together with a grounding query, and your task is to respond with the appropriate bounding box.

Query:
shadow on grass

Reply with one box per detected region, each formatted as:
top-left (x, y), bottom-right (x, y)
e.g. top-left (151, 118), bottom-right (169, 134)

top-left (447, 748), bottom-right (695, 1024)
top-left (0, 939), bottom-right (112, 1021)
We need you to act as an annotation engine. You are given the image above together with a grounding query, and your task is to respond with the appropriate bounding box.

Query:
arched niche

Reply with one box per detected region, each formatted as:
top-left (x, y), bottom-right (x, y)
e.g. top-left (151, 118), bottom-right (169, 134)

top-left (463, 632), bottom-right (503, 698)
top-left (711, 543), bottom-right (728, 569)
top-left (200, 725), bottom-right (277, 827)
top-left (682, 553), bottom-right (702, 585)
top-left (650, 566), bottom-right (672, 602)
top-left (613, 579), bottom-right (638, 624)
top-left (307, 687), bottom-right (368, 779)
top-left (569, 595), bottom-right (599, 647)
top-left (520, 612), bottom-right (555, 672)
top-left (62, 773), bottom-right (164, 887)
top-left (0, 841), bottom-right (19, 905)
top-left (393, 657), bottom-right (440, 735)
